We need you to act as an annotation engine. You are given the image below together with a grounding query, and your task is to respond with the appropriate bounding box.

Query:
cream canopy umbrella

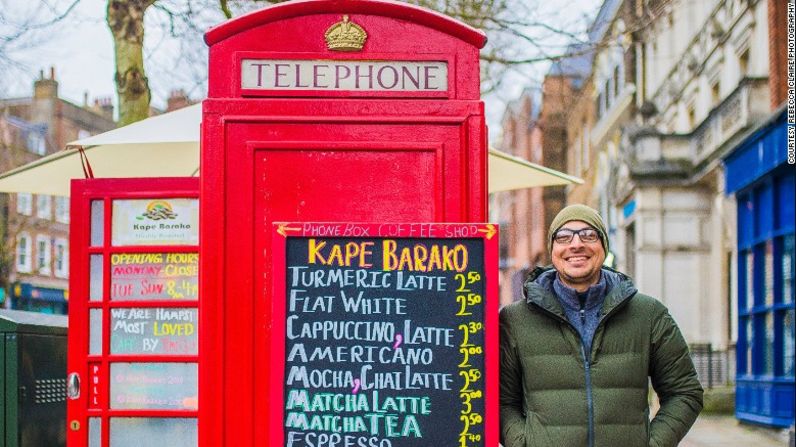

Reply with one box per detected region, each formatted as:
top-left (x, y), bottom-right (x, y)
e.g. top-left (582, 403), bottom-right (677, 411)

top-left (0, 103), bottom-right (580, 196)
top-left (0, 104), bottom-right (201, 197)
top-left (487, 148), bottom-right (581, 192)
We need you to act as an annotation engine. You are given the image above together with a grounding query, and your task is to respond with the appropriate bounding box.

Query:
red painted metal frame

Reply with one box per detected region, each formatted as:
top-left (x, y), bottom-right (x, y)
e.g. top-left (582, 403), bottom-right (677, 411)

top-left (68, 178), bottom-right (200, 447)
top-left (200, 103), bottom-right (487, 446)
top-left (205, 1), bottom-right (485, 101)
top-left (205, 0), bottom-right (487, 49)
top-left (201, 1), bottom-right (489, 445)
top-left (268, 222), bottom-right (500, 447)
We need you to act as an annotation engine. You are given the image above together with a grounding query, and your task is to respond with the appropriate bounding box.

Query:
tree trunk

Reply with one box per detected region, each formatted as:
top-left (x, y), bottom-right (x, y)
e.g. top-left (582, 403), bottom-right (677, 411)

top-left (107, 0), bottom-right (155, 126)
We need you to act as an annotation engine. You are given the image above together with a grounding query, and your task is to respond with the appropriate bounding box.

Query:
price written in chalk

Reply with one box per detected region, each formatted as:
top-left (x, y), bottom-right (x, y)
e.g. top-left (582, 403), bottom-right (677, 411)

top-left (455, 268), bottom-right (485, 447)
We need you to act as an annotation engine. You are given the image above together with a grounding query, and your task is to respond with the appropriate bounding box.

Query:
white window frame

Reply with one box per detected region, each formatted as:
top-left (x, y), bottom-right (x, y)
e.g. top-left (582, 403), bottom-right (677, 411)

top-left (55, 196), bottom-right (70, 223)
top-left (37, 195), bottom-right (52, 220)
top-left (16, 232), bottom-right (32, 273)
top-left (26, 131), bottom-right (46, 155)
top-left (16, 193), bottom-right (32, 215)
top-left (36, 235), bottom-right (51, 275)
top-left (54, 238), bottom-right (69, 278)
top-left (582, 121), bottom-right (591, 170)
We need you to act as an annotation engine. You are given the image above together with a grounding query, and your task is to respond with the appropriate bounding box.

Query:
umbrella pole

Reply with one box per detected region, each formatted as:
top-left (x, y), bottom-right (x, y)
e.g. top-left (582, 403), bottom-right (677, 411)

top-left (77, 146), bottom-right (94, 178)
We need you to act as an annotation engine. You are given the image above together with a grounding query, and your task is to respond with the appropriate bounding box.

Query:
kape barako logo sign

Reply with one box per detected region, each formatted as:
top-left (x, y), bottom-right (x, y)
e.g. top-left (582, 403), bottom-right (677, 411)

top-left (137, 200), bottom-right (179, 221)
top-left (112, 198), bottom-right (199, 246)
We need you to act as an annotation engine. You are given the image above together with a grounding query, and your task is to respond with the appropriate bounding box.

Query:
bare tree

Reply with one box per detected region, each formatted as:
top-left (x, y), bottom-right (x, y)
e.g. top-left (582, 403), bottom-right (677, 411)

top-left (106, 0), bottom-right (229, 124)
top-left (105, 0), bottom-right (599, 124)
top-left (217, 0), bottom-right (597, 94)
top-left (0, 1), bottom-right (80, 296)
top-left (0, 0), bottom-right (81, 94)
top-left (107, 0), bottom-right (157, 125)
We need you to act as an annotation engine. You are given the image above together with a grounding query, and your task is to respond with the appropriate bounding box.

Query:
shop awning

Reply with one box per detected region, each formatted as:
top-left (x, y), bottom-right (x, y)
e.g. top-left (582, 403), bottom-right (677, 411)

top-left (0, 103), bottom-right (580, 196)
top-left (487, 148), bottom-right (582, 192)
top-left (12, 283), bottom-right (67, 303)
top-left (0, 104), bottom-right (201, 197)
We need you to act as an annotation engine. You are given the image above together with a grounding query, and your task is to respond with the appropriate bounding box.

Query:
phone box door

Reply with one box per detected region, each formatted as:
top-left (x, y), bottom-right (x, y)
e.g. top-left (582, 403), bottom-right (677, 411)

top-left (67, 178), bottom-right (200, 447)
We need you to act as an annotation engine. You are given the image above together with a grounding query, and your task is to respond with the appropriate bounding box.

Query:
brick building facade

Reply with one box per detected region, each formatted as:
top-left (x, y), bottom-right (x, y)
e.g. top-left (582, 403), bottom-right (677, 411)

top-left (502, 0), bottom-right (781, 399)
top-left (1, 68), bottom-right (115, 314)
top-left (493, 70), bottom-right (582, 305)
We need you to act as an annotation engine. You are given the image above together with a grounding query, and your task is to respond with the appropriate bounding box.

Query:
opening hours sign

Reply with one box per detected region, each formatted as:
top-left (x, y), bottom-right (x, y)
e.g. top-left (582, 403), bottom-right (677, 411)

top-left (270, 223), bottom-right (498, 447)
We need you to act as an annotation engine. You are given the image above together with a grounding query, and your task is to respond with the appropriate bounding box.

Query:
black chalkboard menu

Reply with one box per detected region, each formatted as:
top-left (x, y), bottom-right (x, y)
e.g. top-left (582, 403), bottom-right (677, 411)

top-left (273, 223), bottom-right (498, 447)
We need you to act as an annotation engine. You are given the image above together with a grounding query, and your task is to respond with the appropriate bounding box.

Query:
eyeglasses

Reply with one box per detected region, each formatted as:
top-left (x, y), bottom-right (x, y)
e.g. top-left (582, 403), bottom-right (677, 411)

top-left (553, 228), bottom-right (601, 245)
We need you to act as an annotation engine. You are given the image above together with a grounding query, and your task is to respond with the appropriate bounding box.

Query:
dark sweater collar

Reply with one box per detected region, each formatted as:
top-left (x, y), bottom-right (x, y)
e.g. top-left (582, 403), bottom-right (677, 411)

top-left (553, 273), bottom-right (607, 312)
top-left (524, 267), bottom-right (633, 317)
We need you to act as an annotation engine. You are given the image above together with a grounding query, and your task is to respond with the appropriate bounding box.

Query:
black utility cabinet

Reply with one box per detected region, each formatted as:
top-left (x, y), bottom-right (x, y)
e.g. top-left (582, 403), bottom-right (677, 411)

top-left (1, 309), bottom-right (67, 446)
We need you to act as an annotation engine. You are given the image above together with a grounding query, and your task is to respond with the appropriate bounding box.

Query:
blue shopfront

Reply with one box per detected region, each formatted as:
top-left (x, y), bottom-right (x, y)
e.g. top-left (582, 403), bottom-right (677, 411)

top-left (10, 282), bottom-right (68, 315)
top-left (725, 107), bottom-right (795, 428)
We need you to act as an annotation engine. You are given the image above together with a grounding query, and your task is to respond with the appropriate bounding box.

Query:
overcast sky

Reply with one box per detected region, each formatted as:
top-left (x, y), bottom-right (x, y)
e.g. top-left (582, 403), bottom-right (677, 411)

top-left (4, 0), bottom-right (114, 103)
top-left (3, 0), bottom-right (600, 141)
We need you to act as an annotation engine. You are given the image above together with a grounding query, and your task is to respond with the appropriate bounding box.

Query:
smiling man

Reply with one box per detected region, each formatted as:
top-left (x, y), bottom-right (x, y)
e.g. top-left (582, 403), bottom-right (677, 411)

top-left (499, 204), bottom-right (703, 447)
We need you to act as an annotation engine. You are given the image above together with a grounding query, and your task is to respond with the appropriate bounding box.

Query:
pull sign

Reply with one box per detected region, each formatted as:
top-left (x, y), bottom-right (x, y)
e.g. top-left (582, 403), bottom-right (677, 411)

top-left (67, 373), bottom-right (81, 400)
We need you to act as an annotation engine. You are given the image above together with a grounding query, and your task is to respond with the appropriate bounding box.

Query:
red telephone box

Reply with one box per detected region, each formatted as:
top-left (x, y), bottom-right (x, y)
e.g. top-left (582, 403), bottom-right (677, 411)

top-left (200, 1), bottom-right (491, 446)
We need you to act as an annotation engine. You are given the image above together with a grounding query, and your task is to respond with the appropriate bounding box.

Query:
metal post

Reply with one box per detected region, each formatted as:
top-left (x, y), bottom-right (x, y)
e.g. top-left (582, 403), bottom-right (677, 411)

top-left (707, 343), bottom-right (713, 389)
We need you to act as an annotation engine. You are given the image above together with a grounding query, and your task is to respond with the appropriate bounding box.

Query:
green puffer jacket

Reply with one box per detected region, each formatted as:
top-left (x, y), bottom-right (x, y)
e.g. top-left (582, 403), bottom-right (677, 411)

top-left (500, 267), bottom-right (703, 447)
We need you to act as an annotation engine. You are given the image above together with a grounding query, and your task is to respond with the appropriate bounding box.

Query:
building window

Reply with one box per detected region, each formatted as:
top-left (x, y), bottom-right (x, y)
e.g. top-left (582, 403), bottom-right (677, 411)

top-left (582, 122), bottom-right (590, 170)
top-left (728, 113), bottom-right (796, 428)
top-left (55, 196), bottom-right (70, 223)
top-left (498, 221), bottom-right (511, 269)
top-left (687, 104), bottom-right (696, 130)
top-left (36, 235), bottom-right (51, 275)
top-left (595, 93), bottom-right (603, 120)
top-left (737, 173), bottom-right (795, 380)
top-left (782, 235), bottom-right (795, 376)
top-left (711, 80), bottom-right (721, 107)
top-left (739, 50), bottom-right (750, 77)
top-left (26, 131), bottom-right (46, 155)
top-left (625, 222), bottom-right (636, 278)
top-left (37, 195), bottom-right (51, 219)
top-left (55, 238), bottom-right (69, 278)
top-left (16, 193), bottom-right (32, 215)
top-left (16, 233), bottom-right (32, 273)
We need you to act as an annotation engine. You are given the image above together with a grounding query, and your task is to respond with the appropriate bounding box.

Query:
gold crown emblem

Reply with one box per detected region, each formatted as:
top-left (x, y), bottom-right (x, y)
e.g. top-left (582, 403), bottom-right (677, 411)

top-left (324, 15), bottom-right (367, 52)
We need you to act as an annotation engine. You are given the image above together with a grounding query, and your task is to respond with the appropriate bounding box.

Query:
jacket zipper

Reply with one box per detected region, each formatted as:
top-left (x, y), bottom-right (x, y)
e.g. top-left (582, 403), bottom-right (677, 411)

top-left (579, 304), bottom-right (594, 447)
top-left (582, 344), bottom-right (594, 447)
top-left (525, 278), bottom-right (637, 447)
top-left (531, 303), bottom-right (595, 447)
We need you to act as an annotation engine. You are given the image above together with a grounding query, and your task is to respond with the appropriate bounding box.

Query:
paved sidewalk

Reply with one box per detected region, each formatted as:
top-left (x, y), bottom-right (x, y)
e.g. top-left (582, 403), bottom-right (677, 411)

top-left (680, 415), bottom-right (791, 447)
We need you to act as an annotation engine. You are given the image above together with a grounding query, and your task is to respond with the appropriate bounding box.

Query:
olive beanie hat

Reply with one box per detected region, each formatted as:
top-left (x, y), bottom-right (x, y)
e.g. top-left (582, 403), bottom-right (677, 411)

top-left (548, 204), bottom-right (609, 254)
